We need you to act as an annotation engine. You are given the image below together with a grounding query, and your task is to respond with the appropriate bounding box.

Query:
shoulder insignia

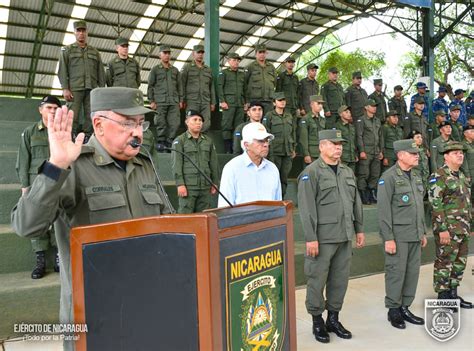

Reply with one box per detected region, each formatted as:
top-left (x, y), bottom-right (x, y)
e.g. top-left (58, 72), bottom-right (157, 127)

top-left (378, 179), bottom-right (385, 185)
top-left (235, 132), bottom-right (241, 136)
top-left (429, 177), bottom-right (437, 184)
top-left (80, 145), bottom-right (95, 155)
top-left (301, 120), bottom-right (306, 124)
top-left (61, 46), bottom-right (66, 51)
top-left (219, 72), bottom-right (223, 75)
top-left (301, 175), bottom-right (309, 181)
top-left (173, 140), bottom-right (179, 145)
top-left (356, 119), bottom-right (362, 122)
top-left (404, 116), bottom-right (409, 119)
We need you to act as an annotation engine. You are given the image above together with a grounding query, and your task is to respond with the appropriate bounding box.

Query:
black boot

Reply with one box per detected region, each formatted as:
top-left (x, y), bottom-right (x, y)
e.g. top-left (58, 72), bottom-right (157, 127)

top-left (450, 287), bottom-right (473, 309)
top-left (399, 306), bottom-right (424, 325)
top-left (369, 188), bottom-right (377, 204)
top-left (387, 308), bottom-right (406, 329)
top-left (312, 314), bottom-right (330, 343)
top-left (54, 251), bottom-right (60, 273)
top-left (31, 251), bottom-right (46, 279)
top-left (326, 311), bottom-right (352, 339)
top-left (438, 290), bottom-right (458, 313)
top-left (359, 190), bottom-right (370, 205)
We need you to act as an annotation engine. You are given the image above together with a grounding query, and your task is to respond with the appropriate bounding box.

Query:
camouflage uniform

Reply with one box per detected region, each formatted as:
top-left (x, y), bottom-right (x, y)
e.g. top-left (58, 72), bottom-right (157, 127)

top-left (428, 164), bottom-right (471, 293)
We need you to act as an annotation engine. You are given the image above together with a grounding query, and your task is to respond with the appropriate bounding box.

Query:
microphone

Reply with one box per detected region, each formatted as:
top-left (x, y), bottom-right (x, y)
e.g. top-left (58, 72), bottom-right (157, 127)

top-left (129, 138), bottom-right (176, 214)
top-left (156, 143), bottom-right (234, 208)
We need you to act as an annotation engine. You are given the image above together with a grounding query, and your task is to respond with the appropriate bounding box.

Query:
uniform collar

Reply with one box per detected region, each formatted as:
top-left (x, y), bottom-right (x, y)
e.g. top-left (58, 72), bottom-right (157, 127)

top-left (87, 135), bottom-right (144, 167)
top-left (37, 120), bottom-right (46, 131)
top-left (185, 130), bottom-right (205, 140)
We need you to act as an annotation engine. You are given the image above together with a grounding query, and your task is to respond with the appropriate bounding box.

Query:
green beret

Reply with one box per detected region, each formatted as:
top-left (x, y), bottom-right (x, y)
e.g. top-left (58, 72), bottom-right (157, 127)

top-left (319, 129), bottom-right (346, 143)
top-left (394, 139), bottom-right (419, 154)
top-left (438, 121), bottom-right (451, 129)
top-left (91, 87), bottom-right (153, 116)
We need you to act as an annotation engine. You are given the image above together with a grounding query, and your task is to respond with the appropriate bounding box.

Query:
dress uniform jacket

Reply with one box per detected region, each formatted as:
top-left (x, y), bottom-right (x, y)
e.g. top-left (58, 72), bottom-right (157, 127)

top-left (345, 85), bottom-right (368, 118)
top-left (106, 56), bottom-right (141, 89)
top-left (147, 64), bottom-right (183, 105)
top-left (320, 81), bottom-right (345, 115)
top-left (299, 114), bottom-right (325, 158)
top-left (298, 78), bottom-right (319, 114)
top-left (244, 61), bottom-right (276, 102)
top-left (276, 70), bottom-right (299, 111)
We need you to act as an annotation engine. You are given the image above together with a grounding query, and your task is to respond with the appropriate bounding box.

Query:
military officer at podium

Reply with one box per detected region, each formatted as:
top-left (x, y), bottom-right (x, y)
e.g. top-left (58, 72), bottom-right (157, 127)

top-left (298, 129), bottom-right (365, 344)
top-left (11, 87), bottom-right (173, 351)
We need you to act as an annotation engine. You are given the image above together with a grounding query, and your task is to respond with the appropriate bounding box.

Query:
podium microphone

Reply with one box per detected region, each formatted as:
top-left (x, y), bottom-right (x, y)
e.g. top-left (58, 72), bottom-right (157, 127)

top-left (155, 143), bottom-right (234, 208)
top-left (129, 137), bottom-right (176, 213)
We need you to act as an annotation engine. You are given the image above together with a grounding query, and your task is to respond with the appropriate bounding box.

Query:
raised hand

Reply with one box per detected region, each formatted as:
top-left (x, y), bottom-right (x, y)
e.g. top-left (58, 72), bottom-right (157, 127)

top-left (47, 105), bottom-right (84, 169)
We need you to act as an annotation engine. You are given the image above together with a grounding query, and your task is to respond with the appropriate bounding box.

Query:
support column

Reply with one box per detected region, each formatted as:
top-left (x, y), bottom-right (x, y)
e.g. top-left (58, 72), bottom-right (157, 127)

top-left (421, 2), bottom-right (435, 122)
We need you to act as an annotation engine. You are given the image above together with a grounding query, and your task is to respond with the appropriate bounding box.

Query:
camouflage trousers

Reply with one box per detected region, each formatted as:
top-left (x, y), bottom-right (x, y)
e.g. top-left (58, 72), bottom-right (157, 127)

top-left (433, 233), bottom-right (469, 292)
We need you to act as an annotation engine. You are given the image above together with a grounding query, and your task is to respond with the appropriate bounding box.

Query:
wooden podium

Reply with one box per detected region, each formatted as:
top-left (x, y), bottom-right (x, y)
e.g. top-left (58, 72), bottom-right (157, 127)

top-left (71, 201), bottom-right (296, 350)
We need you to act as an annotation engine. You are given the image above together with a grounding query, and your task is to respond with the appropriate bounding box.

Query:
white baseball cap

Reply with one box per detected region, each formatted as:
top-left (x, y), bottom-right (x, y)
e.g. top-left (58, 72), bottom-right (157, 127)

top-left (242, 122), bottom-right (274, 145)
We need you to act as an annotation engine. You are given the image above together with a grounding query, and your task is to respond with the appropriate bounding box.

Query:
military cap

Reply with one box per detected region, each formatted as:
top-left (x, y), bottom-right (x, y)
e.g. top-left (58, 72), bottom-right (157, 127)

top-left (307, 63), bottom-right (318, 70)
top-left (319, 129), bottom-right (346, 143)
top-left (386, 109), bottom-right (400, 117)
top-left (115, 37), bottom-right (129, 46)
top-left (272, 92), bottom-right (286, 100)
top-left (434, 110), bottom-right (447, 116)
top-left (159, 44), bottom-right (171, 52)
top-left (186, 109), bottom-right (204, 119)
top-left (454, 88), bottom-right (466, 96)
top-left (91, 87), bottom-right (153, 116)
top-left (227, 52), bottom-right (241, 60)
top-left (416, 82), bottom-right (427, 89)
top-left (255, 44), bottom-right (266, 52)
top-left (394, 139), bottom-right (419, 154)
top-left (328, 67), bottom-right (339, 73)
top-left (394, 85), bottom-right (403, 91)
top-left (438, 121), bottom-right (451, 130)
top-left (374, 78), bottom-right (383, 85)
top-left (366, 99), bottom-right (378, 106)
top-left (450, 104), bottom-right (461, 111)
top-left (285, 55), bottom-right (296, 62)
top-left (463, 125), bottom-right (474, 132)
top-left (441, 141), bottom-right (466, 153)
top-left (414, 97), bottom-right (425, 104)
top-left (73, 21), bottom-right (87, 30)
top-left (193, 44), bottom-right (204, 52)
top-left (242, 122), bottom-right (274, 143)
top-left (437, 86), bottom-right (447, 93)
top-left (39, 95), bottom-right (61, 107)
top-left (352, 71), bottom-right (362, 78)
top-left (248, 100), bottom-right (264, 109)
top-left (337, 105), bottom-right (350, 115)
top-left (310, 95), bottom-right (324, 103)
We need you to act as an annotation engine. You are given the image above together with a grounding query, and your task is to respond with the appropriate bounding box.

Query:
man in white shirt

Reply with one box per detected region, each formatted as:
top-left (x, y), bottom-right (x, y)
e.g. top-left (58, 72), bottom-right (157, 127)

top-left (218, 122), bottom-right (282, 206)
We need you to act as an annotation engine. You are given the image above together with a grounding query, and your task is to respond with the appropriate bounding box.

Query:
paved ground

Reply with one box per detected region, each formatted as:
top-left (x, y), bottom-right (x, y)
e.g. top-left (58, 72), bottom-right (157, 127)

top-left (3, 258), bottom-right (473, 351)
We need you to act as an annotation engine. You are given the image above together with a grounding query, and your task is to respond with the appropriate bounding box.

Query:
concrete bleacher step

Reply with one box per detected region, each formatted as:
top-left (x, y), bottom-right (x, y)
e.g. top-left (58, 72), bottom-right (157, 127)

top-left (0, 184), bottom-right (20, 225)
top-left (0, 271), bottom-right (60, 340)
top-left (0, 151), bottom-right (19, 184)
top-left (0, 121), bottom-right (32, 152)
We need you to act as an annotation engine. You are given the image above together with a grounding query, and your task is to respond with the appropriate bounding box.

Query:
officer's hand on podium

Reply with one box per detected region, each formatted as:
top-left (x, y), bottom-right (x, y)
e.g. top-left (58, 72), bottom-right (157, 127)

top-left (306, 241), bottom-right (319, 257)
top-left (355, 233), bottom-right (365, 248)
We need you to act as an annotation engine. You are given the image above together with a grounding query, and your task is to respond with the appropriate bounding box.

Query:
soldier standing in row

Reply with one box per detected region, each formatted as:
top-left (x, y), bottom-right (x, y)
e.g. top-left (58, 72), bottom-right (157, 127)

top-left (262, 92), bottom-right (296, 198)
top-left (430, 121), bottom-right (453, 185)
top-left (409, 82), bottom-right (429, 121)
top-left (449, 104), bottom-right (464, 142)
top-left (427, 110), bottom-right (447, 146)
top-left (368, 79), bottom-right (388, 123)
top-left (181, 45), bottom-right (216, 132)
top-left (106, 37), bottom-right (141, 89)
top-left (382, 110), bottom-right (403, 172)
top-left (462, 125), bottom-right (474, 204)
top-left (245, 44), bottom-right (276, 116)
top-left (388, 85), bottom-right (407, 124)
top-left (58, 20), bottom-right (105, 138)
top-left (148, 45), bottom-right (183, 150)
top-left (404, 97), bottom-right (429, 150)
top-left (345, 71), bottom-right (368, 121)
top-left (218, 53), bottom-right (245, 154)
top-left (233, 101), bottom-right (264, 156)
top-left (355, 99), bottom-right (384, 204)
top-left (172, 110), bottom-right (219, 213)
top-left (432, 86), bottom-right (449, 115)
top-left (320, 67), bottom-right (345, 129)
top-left (449, 89), bottom-right (467, 126)
top-left (298, 63), bottom-right (319, 117)
top-left (299, 95), bottom-right (326, 165)
top-left (16, 96), bottom-right (61, 279)
top-left (428, 141), bottom-right (473, 309)
top-left (298, 129), bottom-right (365, 344)
top-left (335, 105), bottom-right (358, 173)
top-left (407, 130), bottom-right (430, 190)
top-left (276, 56), bottom-right (299, 119)
top-left (378, 139), bottom-right (427, 329)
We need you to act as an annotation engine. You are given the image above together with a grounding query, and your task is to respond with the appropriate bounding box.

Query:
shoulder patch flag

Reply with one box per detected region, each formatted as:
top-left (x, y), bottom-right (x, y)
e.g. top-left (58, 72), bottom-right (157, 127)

top-left (378, 179), bottom-right (385, 185)
top-left (301, 175), bottom-right (309, 181)
top-left (235, 132), bottom-right (241, 136)
top-left (173, 140), bottom-right (179, 145)
top-left (429, 178), bottom-right (437, 184)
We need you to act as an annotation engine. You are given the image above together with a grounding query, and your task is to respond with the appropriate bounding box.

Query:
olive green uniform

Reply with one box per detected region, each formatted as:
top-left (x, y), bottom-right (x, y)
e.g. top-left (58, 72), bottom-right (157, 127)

top-left (377, 164), bottom-right (426, 308)
top-left (450, 121), bottom-right (463, 142)
top-left (217, 68), bottom-right (245, 140)
top-left (262, 110), bottom-right (296, 197)
top-left (298, 159), bottom-right (363, 316)
top-left (181, 62), bottom-right (216, 132)
top-left (276, 70), bottom-right (299, 117)
top-left (232, 120), bottom-right (250, 156)
top-left (320, 81), bottom-right (345, 129)
top-left (415, 146), bottom-right (430, 190)
top-left (403, 112), bottom-right (429, 149)
top-left (430, 136), bottom-right (452, 172)
top-left (58, 44), bottom-right (105, 135)
top-left (427, 122), bottom-right (441, 146)
top-left (388, 96), bottom-right (408, 125)
top-left (105, 56), bottom-right (141, 89)
top-left (298, 77), bottom-right (319, 115)
top-left (172, 131), bottom-right (219, 213)
top-left (298, 113), bottom-right (325, 160)
top-left (11, 136), bottom-right (173, 350)
top-left (15, 121), bottom-right (57, 252)
top-left (345, 85), bottom-right (368, 119)
top-left (355, 114), bottom-right (384, 191)
top-left (382, 123), bottom-right (403, 171)
top-left (244, 61), bottom-right (276, 115)
top-left (335, 119), bottom-right (357, 173)
top-left (148, 63), bottom-right (183, 143)
top-left (368, 91), bottom-right (388, 123)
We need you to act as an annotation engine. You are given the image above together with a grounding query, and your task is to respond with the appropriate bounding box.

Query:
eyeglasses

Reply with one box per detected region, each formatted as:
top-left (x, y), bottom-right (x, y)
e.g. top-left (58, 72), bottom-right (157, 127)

top-left (98, 115), bottom-right (150, 132)
top-left (254, 138), bottom-right (272, 144)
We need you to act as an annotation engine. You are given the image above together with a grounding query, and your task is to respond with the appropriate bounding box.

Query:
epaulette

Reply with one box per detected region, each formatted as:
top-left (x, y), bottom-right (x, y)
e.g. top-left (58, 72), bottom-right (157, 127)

top-left (80, 145), bottom-right (95, 155)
